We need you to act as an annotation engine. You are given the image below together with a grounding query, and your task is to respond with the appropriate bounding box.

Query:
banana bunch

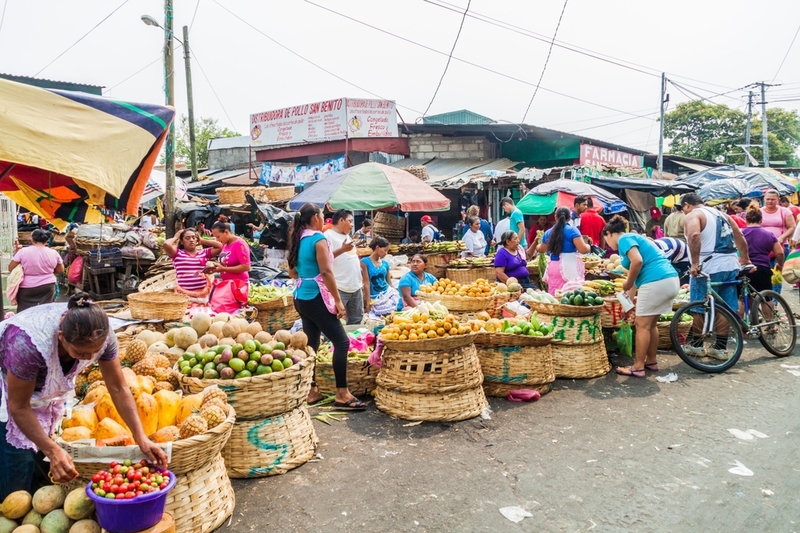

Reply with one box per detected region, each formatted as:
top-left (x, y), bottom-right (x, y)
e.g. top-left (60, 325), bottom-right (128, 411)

top-left (448, 256), bottom-right (494, 268)
top-left (583, 280), bottom-right (616, 296)
top-left (424, 241), bottom-right (466, 253)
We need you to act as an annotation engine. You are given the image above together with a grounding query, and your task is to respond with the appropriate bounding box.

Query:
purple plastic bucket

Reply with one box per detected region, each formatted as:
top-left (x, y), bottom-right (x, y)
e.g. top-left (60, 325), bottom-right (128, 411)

top-left (85, 469), bottom-right (176, 533)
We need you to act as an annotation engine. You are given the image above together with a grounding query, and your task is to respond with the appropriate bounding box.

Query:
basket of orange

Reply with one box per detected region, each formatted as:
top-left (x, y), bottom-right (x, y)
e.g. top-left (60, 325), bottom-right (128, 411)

top-left (417, 278), bottom-right (496, 312)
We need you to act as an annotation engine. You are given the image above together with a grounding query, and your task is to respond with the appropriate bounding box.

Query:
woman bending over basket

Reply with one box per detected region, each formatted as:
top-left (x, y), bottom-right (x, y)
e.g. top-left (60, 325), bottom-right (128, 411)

top-left (361, 237), bottom-right (400, 316)
top-left (287, 203), bottom-right (367, 411)
top-left (397, 254), bottom-right (437, 311)
top-left (602, 215), bottom-right (680, 378)
top-left (163, 227), bottom-right (222, 305)
top-left (537, 206), bottom-right (591, 295)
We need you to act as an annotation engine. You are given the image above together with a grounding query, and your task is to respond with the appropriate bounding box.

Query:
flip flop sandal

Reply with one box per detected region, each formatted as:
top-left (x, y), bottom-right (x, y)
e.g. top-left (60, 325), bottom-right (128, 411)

top-left (644, 363), bottom-right (659, 371)
top-left (333, 397), bottom-right (369, 411)
top-left (615, 366), bottom-right (646, 378)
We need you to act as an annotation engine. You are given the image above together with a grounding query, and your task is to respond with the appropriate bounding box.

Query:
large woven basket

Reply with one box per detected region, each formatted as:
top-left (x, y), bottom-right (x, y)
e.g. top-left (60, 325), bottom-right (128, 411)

top-left (444, 266), bottom-right (495, 285)
top-left (165, 453), bottom-right (235, 533)
top-left (476, 341), bottom-right (554, 397)
top-left (424, 253), bottom-right (458, 278)
top-left (137, 270), bottom-right (177, 293)
top-left (177, 354), bottom-right (314, 419)
top-left (377, 343), bottom-right (483, 394)
top-left (551, 340), bottom-right (610, 379)
top-left (526, 299), bottom-right (603, 318)
top-left (600, 296), bottom-right (626, 328)
top-left (316, 358), bottom-right (377, 396)
top-left (380, 332), bottom-right (476, 352)
top-left (217, 187), bottom-right (248, 204)
top-left (254, 296), bottom-right (300, 332)
top-left (221, 406), bottom-right (318, 479)
top-left (657, 320), bottom-right (691, 350)
top-left (127, 291), bottom-right (188, 321)
top-left (265, 186), bottom-right (296, 202)
top-left (418, 291), bottom-right (496, 312)
top-left (539, 313), bottom-right (602, 345)
top-left (375, 384), bottom-right (488, 422)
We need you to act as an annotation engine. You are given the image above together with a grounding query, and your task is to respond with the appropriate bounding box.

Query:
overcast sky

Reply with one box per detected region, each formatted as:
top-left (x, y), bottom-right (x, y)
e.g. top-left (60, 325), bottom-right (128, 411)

top-left (1, 0), bottom-right (798, 156)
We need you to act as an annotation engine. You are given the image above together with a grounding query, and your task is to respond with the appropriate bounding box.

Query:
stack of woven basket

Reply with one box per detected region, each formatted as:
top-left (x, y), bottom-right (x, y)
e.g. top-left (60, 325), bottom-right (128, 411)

top-left (178, 352), bottom-right (318, 479)
top-left (475, 332), bottom-right (555, 396)
top-left (529, 301), bottom-right (610, 379)
top-left (252, 295), bottom-right (300, 332)
top-left (373, 212), bottom-right (405, 243)
top-left (375, 334), bottom-right (487, 422)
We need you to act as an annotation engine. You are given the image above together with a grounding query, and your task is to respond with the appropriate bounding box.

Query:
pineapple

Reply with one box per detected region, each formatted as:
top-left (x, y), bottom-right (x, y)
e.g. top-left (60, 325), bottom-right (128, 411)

top-left (199, 404), bottom-right (227, 428)
top-left (75, 373), bottom-right (89, 398)
top-left (87, 380), bottom-right (106, 394)
top-left (87, 365), bottom-right (103, 384)
top-left (202, 387), bottom-right (228, 407)
top-left (150, 354), bottom-right (171, 369)
top-left (154, 381), bottom-right (174, 392)
top-left (179, 414), bottom-right (208, 439)
top-left (150, 425), bottom-right (180, 443)
top-left (153, 367), bottom-right (173, 383)
top-left (123, 339), bottom-right (148, 364)
top-left (132, 358), bottom-right (157, 377)
top-left (202, 398), bottom-right (227, 412)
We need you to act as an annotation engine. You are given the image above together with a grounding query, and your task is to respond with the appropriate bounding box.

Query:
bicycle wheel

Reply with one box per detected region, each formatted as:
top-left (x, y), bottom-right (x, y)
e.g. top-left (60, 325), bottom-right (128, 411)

top-left (750, 289), bottom-right (796, 357)
top-left (670, 300), bottom-right (743, 373)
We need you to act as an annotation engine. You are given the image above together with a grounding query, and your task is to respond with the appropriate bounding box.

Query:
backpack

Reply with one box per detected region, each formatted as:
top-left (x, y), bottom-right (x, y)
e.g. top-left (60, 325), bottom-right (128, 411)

top-left (707, 208), bottom-right (736, 254)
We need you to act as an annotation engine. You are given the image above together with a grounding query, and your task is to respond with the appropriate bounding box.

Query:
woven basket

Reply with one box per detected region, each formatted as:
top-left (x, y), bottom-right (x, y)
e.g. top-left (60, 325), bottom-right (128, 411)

top-left (216, 187), bottom-right (248, 204)
top-left (137, 270), bottom-right (177, 293)
top-left (444, 266), bottom-right (495, 285)
top-left (657, 320), bottom-right (691, 350)
top-left (316, 358), bottom-right (377, 396)
top-left (221, 405), bottom-right (318, 478)
top-left (538, 313), bottom-right (602, 345)
top-left (380, 332), bottom-right (476, 351)
top-left (165, 453), bottom-right (235, 533)
top-left (484, 381), bottom-right (552, 397)
top-left (474, 332), bottom-right (553, 347)
top-left (600, 296), bottom-right (626, 328)
top-left (424, 253), bottom-right (458, 278)
top-left (377, 343), bottom-right (483, 394)
top-left (418, 291), bottom-right (496, 312)
top-left (265, 186), bottom-right (296, 202)
top-left (551, 340), bottom-right (610, 379)
top-left (127, 292), bottom-right (188, 320)
top-left (401, 164), bottom-right (429, 181)
top-left (476, 339), bottom-right (554, 397)
top-left (375, 384), bottom-right (488, 422)
top-left (177, 354), bottom-right (314, 419)
top-left (481, 290), bottom-right (520, 319)
top-left (374, 212), bottom-right (405, 229)
top-left (526, 299), bottom-right (603, 317)
top-left (254, 297), bottom-right (300, 332)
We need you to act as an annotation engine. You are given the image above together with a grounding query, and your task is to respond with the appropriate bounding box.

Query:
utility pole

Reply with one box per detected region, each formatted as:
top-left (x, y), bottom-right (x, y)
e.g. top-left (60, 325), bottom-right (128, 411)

top-left (183, 25), bottom-right (198, 183)
top-left (760, 82), bottom-right (769, 168)
top-left (744, 91), bottom-right (753, 167)
top-left (657, 72), bottom-right (666, 180)
top-left (164, 0), bottom-right (176, 238)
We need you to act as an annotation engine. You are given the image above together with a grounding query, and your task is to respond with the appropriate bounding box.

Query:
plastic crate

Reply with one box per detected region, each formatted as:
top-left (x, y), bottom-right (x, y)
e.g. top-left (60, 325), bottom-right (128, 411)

top-left (89, 248), bottom-right (122, 268)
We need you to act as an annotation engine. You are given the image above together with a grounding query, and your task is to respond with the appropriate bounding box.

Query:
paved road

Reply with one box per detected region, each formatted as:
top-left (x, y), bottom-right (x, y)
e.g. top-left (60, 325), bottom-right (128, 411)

top-left (225, 298), bottom-right (800, 532)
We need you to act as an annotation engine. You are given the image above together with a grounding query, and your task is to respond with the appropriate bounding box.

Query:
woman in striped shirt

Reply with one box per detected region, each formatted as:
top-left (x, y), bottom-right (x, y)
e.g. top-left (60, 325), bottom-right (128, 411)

top-left (163, 228), bottom-right (222, 302)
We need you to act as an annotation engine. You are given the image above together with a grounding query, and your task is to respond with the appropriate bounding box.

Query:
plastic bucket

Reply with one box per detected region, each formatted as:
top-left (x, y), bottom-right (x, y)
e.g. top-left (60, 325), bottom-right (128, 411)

top-left (85, 469), bottom-right (176, 533)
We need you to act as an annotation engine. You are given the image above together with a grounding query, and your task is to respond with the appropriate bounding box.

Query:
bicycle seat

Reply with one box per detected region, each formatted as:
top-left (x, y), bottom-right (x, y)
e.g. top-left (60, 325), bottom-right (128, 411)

top-left (737, 264), bottom-right (757, 277)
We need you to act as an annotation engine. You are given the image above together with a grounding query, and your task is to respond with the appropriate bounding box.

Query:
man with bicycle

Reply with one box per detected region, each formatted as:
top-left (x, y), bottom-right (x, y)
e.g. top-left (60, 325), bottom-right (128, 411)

top-left (681, 193), bottom-right (751, 359)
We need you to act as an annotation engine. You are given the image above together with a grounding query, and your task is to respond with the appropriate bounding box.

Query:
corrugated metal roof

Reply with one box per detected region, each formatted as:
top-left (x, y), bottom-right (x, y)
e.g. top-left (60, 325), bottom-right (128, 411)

top-left (208, 135), bottom-right (251, 150)
top-left (423, 109), bottom-right (495, 125)
top-left (186, 168), bottom-right (252, 189)
top-left (390, 158), bottom-right (517, 188)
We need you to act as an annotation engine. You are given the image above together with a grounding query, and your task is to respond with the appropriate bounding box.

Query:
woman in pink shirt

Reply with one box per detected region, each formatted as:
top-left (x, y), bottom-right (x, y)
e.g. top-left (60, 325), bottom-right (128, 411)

top-left (9, 229), bottom-right (64, 312)
top-left (760, 190), bottom-right (795, 247)
top-left (207, 220), bottom-right (251, 312)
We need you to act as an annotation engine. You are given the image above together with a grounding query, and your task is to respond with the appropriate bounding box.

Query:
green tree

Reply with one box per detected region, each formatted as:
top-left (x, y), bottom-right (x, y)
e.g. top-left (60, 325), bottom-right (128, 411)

top-left (174, 115), bottom-right (240, 169)
top-left (663, 101), bottom-right (800, 166)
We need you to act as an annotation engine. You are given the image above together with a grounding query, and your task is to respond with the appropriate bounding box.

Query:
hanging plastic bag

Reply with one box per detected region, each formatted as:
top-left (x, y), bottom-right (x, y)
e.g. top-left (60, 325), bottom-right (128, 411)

top-left (617, 320), bottom-right (633, 357)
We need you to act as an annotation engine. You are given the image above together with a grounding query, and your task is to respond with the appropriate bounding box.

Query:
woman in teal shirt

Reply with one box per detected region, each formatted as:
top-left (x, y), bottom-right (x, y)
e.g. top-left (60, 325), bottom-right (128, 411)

top-left (287, 203), bottom-right (367, 410)
top-left (360, 236), bottom-right (399, 316)
top-left (397, 254), bottom-right (437, 311)
top-left (602, 215), bottom-right (679, 378)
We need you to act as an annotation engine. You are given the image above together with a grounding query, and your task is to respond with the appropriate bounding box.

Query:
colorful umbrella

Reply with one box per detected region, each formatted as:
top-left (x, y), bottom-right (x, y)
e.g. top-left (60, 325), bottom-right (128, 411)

top-left (287, 162), bottom-right (450, 212)
top-left (0, 77), bottom-right (174, 230)
top-left (517, 179), bottom-right (627, 215)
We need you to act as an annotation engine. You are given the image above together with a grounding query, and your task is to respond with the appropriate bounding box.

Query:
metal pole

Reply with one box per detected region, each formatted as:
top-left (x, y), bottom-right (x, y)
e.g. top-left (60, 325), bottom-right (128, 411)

top-left (744, 91), bottom-right (753, 167)
top-left (760, 82), bottom-right (769, 168)
top-left (657, 72), bottom-right (665, 180)
top-left (164, 0), bottom-right (176, 237)
top-left (183, 25), bottom-right (198, 183)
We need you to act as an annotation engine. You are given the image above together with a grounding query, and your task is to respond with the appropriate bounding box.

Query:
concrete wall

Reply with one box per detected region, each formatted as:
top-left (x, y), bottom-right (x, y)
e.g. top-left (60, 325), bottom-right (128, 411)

top-left (407, 134), bottom-right (495, 160)
top-left (207, 147), bottom-right (255, 170)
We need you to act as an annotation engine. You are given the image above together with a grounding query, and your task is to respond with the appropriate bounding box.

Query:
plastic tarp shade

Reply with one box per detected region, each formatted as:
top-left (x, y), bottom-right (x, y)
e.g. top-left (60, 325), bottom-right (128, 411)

top-left (248, 195), bottom-right (294, 248)
top-left (678, 165), bottom-right (795, 196)
top-left (590, 176), bottom-right (699, 197)
top-left (697, 178), bottom-right (760, 204)
top-left (518, 191), bottom-right (626, 216)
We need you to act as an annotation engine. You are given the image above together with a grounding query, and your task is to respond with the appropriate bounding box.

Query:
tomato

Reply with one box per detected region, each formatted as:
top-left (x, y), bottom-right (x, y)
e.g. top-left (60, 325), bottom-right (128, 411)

top-left (133, 471), bottom-right (142, 481)
top-left (110, 486), bottom-right (119, 494)
top-left (136, 490), bottom-right (143, 497)
top-left (132, 481), bottom-right (141, 489)
top-left (159, 482), bottom-right (168, 490)
top-left (110, 461), bottom-right (119, 468)
top-left (125, 492), bottom-right (135, 499)
top-left (123, 459), bottom-right (132, 467)
top-left (139, 483), bottom-right (150, 492)
top-left (105, 493), bottom-right (116, 500)
top-left (116, 493), bottom-right (126, 500)
top-left (96, 489), bottom-right (106, 497)
top-left (102, 483), bottom-right (111, 493)
top-left (120, 483), bottom-right (129, 493)
top-left (91, 474), bottom-right (101, 483)
top-left (140, 467), bottom-right (150, 475)
top-left (112, 465), bottom-right (120, 475)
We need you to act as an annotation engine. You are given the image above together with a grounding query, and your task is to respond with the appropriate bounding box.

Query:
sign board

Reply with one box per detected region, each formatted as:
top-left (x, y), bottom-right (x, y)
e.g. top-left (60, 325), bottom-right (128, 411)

top-left (258, 155), bottom-right (346, 185)
top-left (250, 98), bottom-right (397, 147)
top-left (579, 143), bottom-right (642, 168)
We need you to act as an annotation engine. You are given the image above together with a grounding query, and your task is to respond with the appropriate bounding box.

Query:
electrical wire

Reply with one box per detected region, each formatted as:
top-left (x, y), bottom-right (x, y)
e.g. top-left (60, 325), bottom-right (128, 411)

top-left (188, 48), bottom-right (237, 131)
top-left (520, 0), bottom-right (569, 123)
top-left (772, 23), bottom-right (800, 83)
top-left (189, 0), bottom-right (201, 32)
top-left (420, 0), bottom-right (471, 119)
top-left (0, 0), bottom-right (8, 40)
top-left (303, 1), bottom-right (653, 120)
top-left (213, 0), bottom-right (425, 117)
top-left (105, 55), bottom-right (162, 92)
top-left (567, 111), bottom-right (659, 134)
top-left (34, 0), bottom-right (131, 76)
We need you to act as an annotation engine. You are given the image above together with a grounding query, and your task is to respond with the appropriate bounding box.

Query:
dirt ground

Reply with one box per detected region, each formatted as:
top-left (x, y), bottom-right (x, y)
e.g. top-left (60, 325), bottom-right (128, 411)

top-left (222, 297), bottom-right (800, 533)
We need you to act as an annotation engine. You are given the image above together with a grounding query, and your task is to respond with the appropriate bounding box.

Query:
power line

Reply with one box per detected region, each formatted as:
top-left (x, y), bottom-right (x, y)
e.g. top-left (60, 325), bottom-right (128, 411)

top-left (188, 48), bottom-right (237, 131)
top-left (106, 55), bottom-right (162, 92)
top-left (0, 0), bottom-right (8, 40)
top-left (189, 0), bottom-right (201, 32)
top-left (520, 0), bottom-right (569, 123)
top-left (772, 23), bottom-right (800, 83)
top-left (34, 0), bottom-right (131, 77)
top-left (568, 111), bottom-right (658, 134)
top-left (304, 1), bottom-right (654, 120)
top-left (421, 0), bottom-right (471, 118)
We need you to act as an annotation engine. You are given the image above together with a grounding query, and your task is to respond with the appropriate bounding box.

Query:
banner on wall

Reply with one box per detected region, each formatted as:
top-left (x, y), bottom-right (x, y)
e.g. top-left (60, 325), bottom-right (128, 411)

top-left (258, 155), bottom-right (346, 185)
top-left (579, 143), bottom-right (643, 168)
top-left (249, 98), bottom-right (397, 147)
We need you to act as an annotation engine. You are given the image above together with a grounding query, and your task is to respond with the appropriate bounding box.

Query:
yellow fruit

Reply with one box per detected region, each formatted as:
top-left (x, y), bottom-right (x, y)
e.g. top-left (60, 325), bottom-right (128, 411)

top-left (131, 358), bottom-right (157, 377)
top-left (135, 392), bottom-right (159, 437)
top-left (79, 385), bottom-right (108, 407)
top-left (153, 381), bottom-right (173, 392)
top-left (121, 367), bottom-right (141, 398)
top-left (62, 406), bottom-right (98, 433)
top-left (61, 426), bottom-right (93, 442)
top-left (177, 394), bottom-right (203, 425)
top-left (149, 426), bottom-right (180, 443)
top-left (94, 394), bottom-right (129, 431)
top-left (137, 375), bottom-right (156, 396)
top-left (63, 488), bottom-right (95, 520)
top-left (32, 486), bottom-right (65, 515)
top-left (153, 390), bottom-right (181, 429)
top-left (199, 404), bottom-right (226, 428)
top-left (93, 418), bottom-right (131, 440)
top-left (2, 490), bottom-right (33, 519)
top-left (123, 339), bottom-right (148, 364)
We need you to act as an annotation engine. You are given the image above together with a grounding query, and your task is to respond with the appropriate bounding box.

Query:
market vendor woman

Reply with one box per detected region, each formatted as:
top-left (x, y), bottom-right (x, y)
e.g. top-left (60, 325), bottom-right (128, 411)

top-left (0, 293), bottom-right (168, 499)
top-left (397, 254), bottom-right (437, 311)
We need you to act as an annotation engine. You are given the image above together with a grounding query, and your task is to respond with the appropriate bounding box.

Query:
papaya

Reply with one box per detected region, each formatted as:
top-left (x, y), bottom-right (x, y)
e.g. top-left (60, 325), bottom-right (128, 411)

top-left (62, 490), bottom-right (94, 521)
top-left (96, 435), bottom-right (134, 447)
top-left (138, 375), bottom-right (156, 396)
top-left (60, 427), bottom-right (92, 443)
top-left (93, 418), bottom-right (131, 441)
top-left (68, 519), bottom-right (100, 533)
top-left (61, 406), bottom-right (98, 434)
top-left (176, 394), bottom-right (202, 425)
top-left (153, 390), bottom-right (180, 429)
top-left (77, 385), bottom-right (107, 407)
top-left (135, 393), bottom-right (159, 437)
top-left (2, 491), bottom-right (32, 520)
top-left (93, 394), bottom-right (129, 432)
top-left (32, 487), bottom-right (64, 516)
top-left (40, 509), bottom-right (73, 533)
top-left (120, 367), bottom-right (141, 398)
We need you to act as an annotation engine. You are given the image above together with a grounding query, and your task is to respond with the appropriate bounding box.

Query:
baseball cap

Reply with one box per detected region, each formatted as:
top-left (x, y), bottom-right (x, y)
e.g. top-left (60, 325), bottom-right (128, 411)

top-left (421, 215), bottom-right (433, 223)
top-left (649, 206), bottom-right (662, 219)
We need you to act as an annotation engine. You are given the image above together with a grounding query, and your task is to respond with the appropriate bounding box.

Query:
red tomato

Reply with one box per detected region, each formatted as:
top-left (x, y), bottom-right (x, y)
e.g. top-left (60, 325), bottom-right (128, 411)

top-left (112, 465), bottom-right (121, 475)
top-left (133, 471), bottom-right (142, 481)
top-left (110, 486), bottom-right (119, 494)
top-left (159, 483), bottom-right (168, 490)
top-left (119, 484), bottom-right (129, 493)
top-left (136, 491), bottom-right (143, 497)
top-left (125, 492), bottom-right (135, 499)
top-left (110, 461), bottom-right (119, 468)
top-left (91, 474), bottom-right (101, 483)
top-left (116, 493), bottom-right (126, 500)
top-left (133, 481), bottom-right (141, 489)
top-left (102, 483), bottom-right (111, 493)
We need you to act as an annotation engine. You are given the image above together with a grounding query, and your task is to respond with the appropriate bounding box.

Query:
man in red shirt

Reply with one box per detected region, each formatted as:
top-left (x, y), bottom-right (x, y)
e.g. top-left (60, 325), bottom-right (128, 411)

top-left (580, 198), bottom-right (606, 248)
top-left (780, 197), bottom-right (800, 223)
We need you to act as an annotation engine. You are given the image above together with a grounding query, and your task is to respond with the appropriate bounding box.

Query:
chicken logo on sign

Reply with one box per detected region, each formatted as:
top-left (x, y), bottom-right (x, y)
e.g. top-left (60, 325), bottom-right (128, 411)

top-left (251, 124), bottom-right (262, 141)
top-left (348, 115), bottom-right (362, 134)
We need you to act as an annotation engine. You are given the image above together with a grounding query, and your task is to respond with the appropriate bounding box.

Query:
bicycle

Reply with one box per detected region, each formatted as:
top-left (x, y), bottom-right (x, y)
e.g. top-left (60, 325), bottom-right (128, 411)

top-left (669, 263), bottom-right (796, 373)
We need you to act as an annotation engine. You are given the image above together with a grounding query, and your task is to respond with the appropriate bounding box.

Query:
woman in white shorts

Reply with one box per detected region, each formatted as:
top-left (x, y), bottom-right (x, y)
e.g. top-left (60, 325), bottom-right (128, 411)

top-left (602, 215), bottom-right (680, 378)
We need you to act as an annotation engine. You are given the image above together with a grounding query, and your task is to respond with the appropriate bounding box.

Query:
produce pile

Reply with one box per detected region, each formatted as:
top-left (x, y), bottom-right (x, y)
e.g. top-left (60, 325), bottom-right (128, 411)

top-left (379, 312), bottom-right (472, 341)
top-left (423, 241), bottom-right (466, 254)
top-left (557, 288), bottom-right (604, 307)
top-left (602, 254), bottom-right (629, 275)
top-left (1, 485), bottom-right (98, 533)
top-left (445, 255), bottom-right (494, 269)
top-left (418, 278), bottom-right (497, 298)
top-left (520, 289), bottom-right (559, 304)
top-left (89, 460), bottom-right (169, 501)
top-left (61, 384), bottom-right (230, 444)
top-left (580, 280), bottom-right (618, 296)
top-left (248, 284), bottom-right (292, 304)
top-left (465, 312), bottom-right (552, 337)
top-left (658, 312), bottom-right (692, 323)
